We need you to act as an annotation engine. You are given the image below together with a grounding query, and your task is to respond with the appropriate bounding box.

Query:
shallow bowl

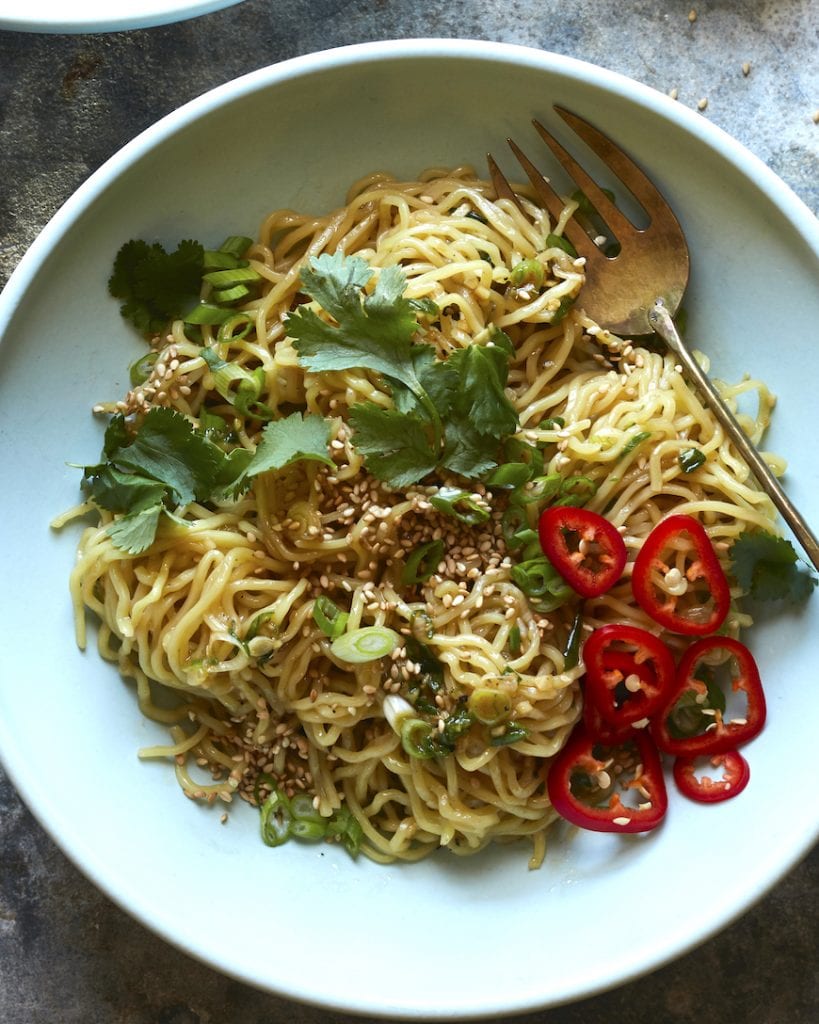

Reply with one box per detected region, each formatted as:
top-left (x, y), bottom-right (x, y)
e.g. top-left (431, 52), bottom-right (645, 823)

top-left (0, 39), bottom-right (817, 1018)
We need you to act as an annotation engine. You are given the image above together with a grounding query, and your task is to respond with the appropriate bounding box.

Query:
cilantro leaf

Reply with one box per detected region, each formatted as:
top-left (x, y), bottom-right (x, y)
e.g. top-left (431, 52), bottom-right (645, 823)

top-left (109, 239), bottom-right (204, 336)
top-left (108, 407), bottom-right (226, 506)
top-left (447, 337), bottom-right (518, 439)
top-left (391, 346), bottom-right (458, 421)
top-left (83, 407), bottom-right (334, 553)
top-left (230, 412), bottom-right (334, 491)
top-left (106, 505), bottom-right (163, 555)
top-left (289, 254), bottom-right (427, 397)
top-left (288, 253), bottom-right (520, 490)
top-left (348, 403), bottom-right (438, 487)
top-left (730, 530), bottom-right (817, 603)
top-left (84, 464), bottom-right (168, 514)
top-left (440, 419), bottom-right (499, 479)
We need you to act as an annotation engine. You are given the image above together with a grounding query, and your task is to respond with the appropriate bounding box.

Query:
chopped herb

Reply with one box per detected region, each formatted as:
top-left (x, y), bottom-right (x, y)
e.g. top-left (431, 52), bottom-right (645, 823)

top-left (679, 447), bottom-right (706, 473)
top-left (730, 530), bottom-right (817, 603)
top-left (490, 722), bottom-right (529, 746)
top-left (401, 539), bottom-right (445, 585)
top-left (429, 486), bottom-right (490, 525)
top-left (109, 239), bottom-right (204, 336)
top-left (259, 783), bottom-right (362, 857)
top-left (313, 596), bottom-right (349, 639)
top-left (620, 430), bottom-right (652, 459)
top-left (330, 626), bottom-right (400, 663)
top-left (545, 232), bottom-right (578, 258)
top-left (110, 236), bottom-right (258, 338)
top-left (288, 254), bottom-right (519, 486)
top-left (509, 258), bottom-right (545, 288)
top-left (83, 408), bottom-right (333, 553)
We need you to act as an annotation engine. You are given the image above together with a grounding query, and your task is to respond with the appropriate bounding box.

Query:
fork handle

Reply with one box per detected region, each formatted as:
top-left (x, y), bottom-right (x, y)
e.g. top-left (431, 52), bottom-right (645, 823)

top-left (649, 299), bottom-right (819, 572)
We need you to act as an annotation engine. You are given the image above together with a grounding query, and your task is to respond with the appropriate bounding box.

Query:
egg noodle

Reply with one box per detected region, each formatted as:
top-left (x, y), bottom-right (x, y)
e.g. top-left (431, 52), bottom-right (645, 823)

top-left (59, 167), bottom-right (781, 867)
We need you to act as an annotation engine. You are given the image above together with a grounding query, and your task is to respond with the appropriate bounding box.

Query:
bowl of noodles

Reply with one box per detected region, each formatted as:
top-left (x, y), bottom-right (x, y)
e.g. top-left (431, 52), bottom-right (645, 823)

top-left (0, 39), bottom-right (817, 1018)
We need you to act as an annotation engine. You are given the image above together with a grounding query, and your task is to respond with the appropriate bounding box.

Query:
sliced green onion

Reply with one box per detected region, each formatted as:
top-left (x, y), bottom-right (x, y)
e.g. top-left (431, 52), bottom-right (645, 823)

top-left (401, 717), bottom-right (438, 759)
top-left (486, 462), bottom-right (533, 490)
top-left (330, 626), bottom-right (400, 663)
top-left (401, 539), bottom-right (444, 585)
top-left (289, 793), bottom-right (326, 840)
top-left (519, 531), bottom-right (543, 562)
top-left (551, 295), bottom-right (576, 324)
top-left (501, 501), bottom-right (530, 547)
top-left (563, 605), bottom-right (584, 670)
top-left (508, 624), bottom-right (522, 657)
top-left (521, 474), bottom-right (563, 505)
top-left (511, 556), bottom-right (573, 610)
top-left (545, 232), bottom-right (579, 258)
top-left (430, 486), bottom-right (490, 525)
top-left (218, 235), bottom-right (254, 260)
top-left (212, 284), bottom-right (251, 304)
top-left (260, 787), bottom-right (292, 847)
top-left (203, 266), bottom-right (261, 288)
top-left (129, 350), bottom-right (158, 387)
top-left (183, 302), bottom-right (236, 325)
top-left (502, 436), bottom-right (545, 475)
top-left (620, 430), bottom-right (652, 459)
top-left (468, 687), bottom-right (512, 725)
top-left (326, 806), bottom-right (363, 856)
top-left (555, 475), bottom-right (598, 507)
top-left (201, 348), bottom-right (273, 420)
top-left (490, 722), bottom-right (529, 747)
top-left (313, 596), bottom-right (349, 639)
top-left (203, 250), bottom-right (242, 270)
top-left (217, 312), bottom-right (254, 343)
top-left (679, 447), bottom-right (706, 474)
top-left (290, 818), bottom-right (326, 840)
top-left (383, 693), bottom-right (416, 733)
top-left (510, 258), bottom-right (545, 288)
top-left (245, 609), bottom-right (278, 642)
top-left (409, 610), bottom-right (435, 640)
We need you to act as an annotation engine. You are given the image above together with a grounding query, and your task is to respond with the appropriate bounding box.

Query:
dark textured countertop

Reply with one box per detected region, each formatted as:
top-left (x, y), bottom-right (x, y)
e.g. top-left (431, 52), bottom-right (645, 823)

top-left (1, 2), bottom-right (817, 1022)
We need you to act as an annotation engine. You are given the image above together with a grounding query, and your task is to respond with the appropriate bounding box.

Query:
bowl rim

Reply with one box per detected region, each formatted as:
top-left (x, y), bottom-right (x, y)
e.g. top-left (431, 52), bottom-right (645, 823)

top-left (0, 0), bottom-right (247, 34)
top-left (1, 38), bottom-right (818, 1018)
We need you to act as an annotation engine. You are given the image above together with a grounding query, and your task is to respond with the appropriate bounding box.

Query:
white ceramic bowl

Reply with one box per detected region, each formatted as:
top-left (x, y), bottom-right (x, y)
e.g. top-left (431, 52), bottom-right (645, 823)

top-left (0, 0), bottom-right (245, 33)
top-left (1, 40), bottom-right (817, 1019)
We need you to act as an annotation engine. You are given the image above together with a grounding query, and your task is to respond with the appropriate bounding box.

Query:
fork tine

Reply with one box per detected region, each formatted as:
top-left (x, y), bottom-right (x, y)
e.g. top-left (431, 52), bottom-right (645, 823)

top-left (496, 139), bottom-right (595, 259)
top-left (553, 106), bottom-right (683, 235)
top-left (486, 152), bottom-right (520, 205)
top-left (531, 118), bottom-right (634, 240)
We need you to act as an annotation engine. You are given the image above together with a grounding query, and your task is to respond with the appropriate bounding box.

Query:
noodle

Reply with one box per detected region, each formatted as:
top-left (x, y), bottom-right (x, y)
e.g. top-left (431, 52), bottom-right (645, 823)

top-left (64, 167), bottom-right (780, 866)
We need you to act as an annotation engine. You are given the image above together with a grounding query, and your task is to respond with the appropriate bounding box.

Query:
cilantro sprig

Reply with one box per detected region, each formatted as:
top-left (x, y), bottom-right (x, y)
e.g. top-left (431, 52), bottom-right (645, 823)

top-left (83, 407), bottom-right (333, 554)
top-left (730, 530), bottom-right (817, 603)
top-left (109, 236), bottom-right (259, 337)
top-left (288, 253), bottom-right (519, 487)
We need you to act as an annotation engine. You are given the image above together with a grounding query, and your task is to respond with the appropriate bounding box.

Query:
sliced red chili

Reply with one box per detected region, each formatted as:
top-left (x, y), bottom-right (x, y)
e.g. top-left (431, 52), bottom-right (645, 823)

top-left (582, 623), bottom-right (676, 729)
top-left (582, 687), bottom-right (633, 744)
top-left (673, 750), bottom-right (750, 803)
top-left (632, 514), bottom-right (730, 635)
top-left (547, 726), bottom-right (668, 833)
top-left (538, 506), bottom-right (627, 598)
top-left (652, 636), bottom-right (766, 756)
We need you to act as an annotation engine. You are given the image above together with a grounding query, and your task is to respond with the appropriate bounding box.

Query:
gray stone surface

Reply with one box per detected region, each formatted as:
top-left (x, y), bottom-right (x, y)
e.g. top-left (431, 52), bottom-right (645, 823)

top-left (0, 2), bottom-right (817, 1021)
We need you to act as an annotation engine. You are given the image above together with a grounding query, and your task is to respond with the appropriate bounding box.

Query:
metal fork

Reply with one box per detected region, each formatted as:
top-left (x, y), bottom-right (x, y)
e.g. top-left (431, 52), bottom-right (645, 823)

top-left (488, 108), bottom-right (819, 571)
